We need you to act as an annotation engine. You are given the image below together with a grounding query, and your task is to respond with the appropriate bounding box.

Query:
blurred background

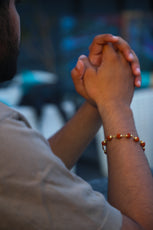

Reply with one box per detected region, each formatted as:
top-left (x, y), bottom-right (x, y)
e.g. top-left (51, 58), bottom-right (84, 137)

top-left (1, 0), bottom-right (153, 181)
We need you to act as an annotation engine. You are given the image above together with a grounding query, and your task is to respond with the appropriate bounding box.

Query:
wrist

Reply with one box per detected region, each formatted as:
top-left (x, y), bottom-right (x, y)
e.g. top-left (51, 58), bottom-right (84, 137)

top-left (97, 101), bottom-right (131, 117)
top-left (84, 100), bottom-right (102, 124)
top-left (97, 102), bottom-right (136, 136)
top-left (84, 100), bottom-right (100, 116)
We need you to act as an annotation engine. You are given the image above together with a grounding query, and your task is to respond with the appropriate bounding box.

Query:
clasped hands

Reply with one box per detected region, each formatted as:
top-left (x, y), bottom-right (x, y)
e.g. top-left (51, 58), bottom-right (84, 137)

top-left (71, 34), bottom-right (141, 110)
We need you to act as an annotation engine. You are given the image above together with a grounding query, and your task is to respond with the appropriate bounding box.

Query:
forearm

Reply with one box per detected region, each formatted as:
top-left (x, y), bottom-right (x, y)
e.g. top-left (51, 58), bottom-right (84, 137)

top-left (48, 101), bottom-right (102, 169)
top-left (98, 103), bottom-right (153, 230)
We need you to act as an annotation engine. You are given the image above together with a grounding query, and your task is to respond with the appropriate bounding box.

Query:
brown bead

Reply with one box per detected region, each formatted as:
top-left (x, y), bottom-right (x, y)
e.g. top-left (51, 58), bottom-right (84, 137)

top-left (116, 133), bottom-right (122, 139)
top-left (126, 133), bottom-right (131, 138)
top-left (102, 141), bottom-right (107, 146)
top-left (140, 141), bottom-right (145, 147)
top-left (134, 137), bottom-right (139, 142)
top-left (107, 135), bottom-right (113, 141)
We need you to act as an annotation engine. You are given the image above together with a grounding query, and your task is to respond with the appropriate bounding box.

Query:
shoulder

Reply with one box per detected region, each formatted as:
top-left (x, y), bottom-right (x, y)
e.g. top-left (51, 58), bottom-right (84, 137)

top-left (0, 102), bottom-right (31, 128)
top-left (0, 102), bottom-right (58, 169)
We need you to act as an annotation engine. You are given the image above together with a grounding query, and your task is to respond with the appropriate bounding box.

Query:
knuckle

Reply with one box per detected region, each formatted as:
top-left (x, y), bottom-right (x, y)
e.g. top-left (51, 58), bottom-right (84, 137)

top-left (88, 44), bottom-right (92, 51)
top-left (71, 68), bottom-right (75, 76)
top-left (71, 68), bottom-right (77, 79)
top-left (95, 33), bottom-right (113, 42)
top-left (132, 51), bottom-right (139, 63)
top-left (104, 33), bottom-right (113, 38)
top-left (70, 69), bottom-right (74, 77)
top-left (92, 35), bottom-right (98, 43)
top-left (118, 36), bottom-right (129, 47)
top-left (91, 36), bottom-right (100, 47)
top-left (117, 35), bottom-right (122, 41)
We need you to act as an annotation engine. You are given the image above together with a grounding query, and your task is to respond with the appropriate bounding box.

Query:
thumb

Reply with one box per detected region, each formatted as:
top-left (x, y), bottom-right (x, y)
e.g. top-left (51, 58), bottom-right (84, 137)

top-left (78, 54), bottom-right (95, 73)
top-left (71, 57), bottom-right (86, 97)
top-left (71, 55), bottom-right (96, 100)
top-left (102, 44), bottom-right (118, 61)
top-left (71, 54), bottom-right (95, 81)
top-left (98, 44), bottom-right (118, 71)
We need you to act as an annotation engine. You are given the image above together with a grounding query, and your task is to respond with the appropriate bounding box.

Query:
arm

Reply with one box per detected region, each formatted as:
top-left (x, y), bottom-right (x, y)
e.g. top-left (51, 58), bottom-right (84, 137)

top-left (101, 102), bottom-right (153, 230)
top-left (48, 101), bottom-right (101, 169)
top-left (80, 44), bottom-right (153, 230)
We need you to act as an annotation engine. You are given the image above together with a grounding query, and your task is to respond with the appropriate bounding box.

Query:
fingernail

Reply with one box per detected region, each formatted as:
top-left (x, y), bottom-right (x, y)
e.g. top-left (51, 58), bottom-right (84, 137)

top-left (136, 80), bottom-right (141, 87)
top-left (78, 54), bottom-right (87, 60)
top-left (76, 60), bottom-right (83, 70)
top-left (135, 67), bottom-right (141, 74)
top-left (112, 35), bottom-right (118, 40)
top-left (76, 60), bottom-right (84, 76)
top-left (128, 53), bottom-right (134, 60)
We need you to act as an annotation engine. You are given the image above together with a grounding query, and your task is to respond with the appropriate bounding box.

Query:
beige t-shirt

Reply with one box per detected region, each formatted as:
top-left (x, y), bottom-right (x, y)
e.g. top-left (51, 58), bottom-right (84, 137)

top-left (0, 102), bottom-right (122, 230)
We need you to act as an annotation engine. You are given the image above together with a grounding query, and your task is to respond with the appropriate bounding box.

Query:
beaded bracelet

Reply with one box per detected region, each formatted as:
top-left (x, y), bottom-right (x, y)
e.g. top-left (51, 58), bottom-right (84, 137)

top-left (102, 133), bottom-right (145, 154)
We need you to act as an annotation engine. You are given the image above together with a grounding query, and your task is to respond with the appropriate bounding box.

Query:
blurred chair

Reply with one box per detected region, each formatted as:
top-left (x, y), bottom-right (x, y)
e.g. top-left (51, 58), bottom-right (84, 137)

top-left (96, 88), bottom-right (153, 177)
top-left (0, 86), bottom-right (22, 106)
top-left (39, 104), bottom-right (65, 139)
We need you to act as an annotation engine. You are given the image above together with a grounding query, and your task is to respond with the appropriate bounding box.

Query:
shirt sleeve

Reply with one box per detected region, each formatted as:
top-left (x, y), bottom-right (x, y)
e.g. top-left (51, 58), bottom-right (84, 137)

top-left (0, 110), bottom-right (122, 230)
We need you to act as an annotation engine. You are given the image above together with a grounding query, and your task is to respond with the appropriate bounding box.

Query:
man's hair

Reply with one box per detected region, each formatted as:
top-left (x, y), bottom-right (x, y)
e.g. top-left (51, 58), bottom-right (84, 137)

top-left (0, 0), bottom-right (10, 8)
top-left (0, 0), bottom-right (10, 44)
top-left (0, 0), bottom-right (19, 83)
top-left (0, 0), bottom-right (10, 4)
top-left (0, 0), bottom-right (10, 18)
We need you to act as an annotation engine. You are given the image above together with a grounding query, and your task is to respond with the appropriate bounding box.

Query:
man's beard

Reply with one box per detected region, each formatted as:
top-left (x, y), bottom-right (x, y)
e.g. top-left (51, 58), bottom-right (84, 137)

top-left (0, 42), bottom-right (19, 83)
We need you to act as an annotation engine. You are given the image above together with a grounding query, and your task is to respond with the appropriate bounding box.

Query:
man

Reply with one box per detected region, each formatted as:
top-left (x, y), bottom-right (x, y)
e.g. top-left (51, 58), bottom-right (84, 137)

top-left (0, 0), bottom-right (152, 229)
